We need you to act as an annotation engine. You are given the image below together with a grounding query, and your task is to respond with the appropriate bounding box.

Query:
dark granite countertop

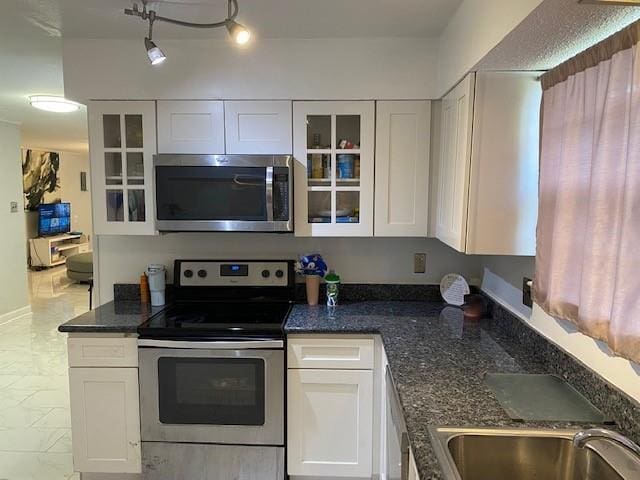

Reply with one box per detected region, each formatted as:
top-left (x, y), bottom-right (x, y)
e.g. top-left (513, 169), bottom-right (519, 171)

top-left (58, 300), bottom-right (166, 333)
top-left (285, 301), bottom-right (613, 480)
top-left (59, 296), bottom-right (638, 479)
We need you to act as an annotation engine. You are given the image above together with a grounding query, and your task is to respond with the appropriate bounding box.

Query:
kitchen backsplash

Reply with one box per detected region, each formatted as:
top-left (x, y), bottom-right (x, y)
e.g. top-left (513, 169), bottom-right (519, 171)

top-left (96, 235), bottom-right (485, 304)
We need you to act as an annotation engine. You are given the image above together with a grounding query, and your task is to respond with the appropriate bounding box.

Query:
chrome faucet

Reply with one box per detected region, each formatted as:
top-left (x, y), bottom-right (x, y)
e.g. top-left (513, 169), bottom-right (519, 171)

top-left (574, 428), bottom-right (640, 459)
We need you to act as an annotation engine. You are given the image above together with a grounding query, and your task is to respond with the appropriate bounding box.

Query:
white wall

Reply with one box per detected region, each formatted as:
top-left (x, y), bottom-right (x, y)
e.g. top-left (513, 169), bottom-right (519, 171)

top-left (56, 151), bottom-right (92, 238)
top-left (63, 38), bottom-right (439, 102)
top-left (0, 122), bottom-right (30, 318)
top-left (95, 235), bottom-right (483, 304)
top-left (436, 0), bottom-right (543, 96)
top-left (482, 263), bottom-right (640, 403)
top-left (22, 150), bottom-right (92, 243)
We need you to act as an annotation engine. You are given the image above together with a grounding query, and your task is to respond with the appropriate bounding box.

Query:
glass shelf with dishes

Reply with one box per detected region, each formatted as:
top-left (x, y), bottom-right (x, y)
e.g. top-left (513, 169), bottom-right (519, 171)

top-left (295, 102), bottom-right (374, 236)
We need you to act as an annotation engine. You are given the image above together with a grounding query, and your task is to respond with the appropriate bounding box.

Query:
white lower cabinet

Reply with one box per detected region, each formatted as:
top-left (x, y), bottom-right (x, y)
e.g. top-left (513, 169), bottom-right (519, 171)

top-left (69, 367), bottom-right (141, 474)
top-left (408, 448), bottom-right (421, 480)
top-left (287, 368), bottom-right (374, 478)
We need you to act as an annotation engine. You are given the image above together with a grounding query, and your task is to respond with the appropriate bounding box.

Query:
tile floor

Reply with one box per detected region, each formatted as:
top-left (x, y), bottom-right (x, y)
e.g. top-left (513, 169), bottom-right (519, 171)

top-left (0, 266), bottom-right (90, 480)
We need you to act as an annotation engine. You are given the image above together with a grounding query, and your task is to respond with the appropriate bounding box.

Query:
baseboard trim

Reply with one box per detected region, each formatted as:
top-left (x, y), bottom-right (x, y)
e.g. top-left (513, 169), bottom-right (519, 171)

top-left (0, 305), bottom-right (32, 326)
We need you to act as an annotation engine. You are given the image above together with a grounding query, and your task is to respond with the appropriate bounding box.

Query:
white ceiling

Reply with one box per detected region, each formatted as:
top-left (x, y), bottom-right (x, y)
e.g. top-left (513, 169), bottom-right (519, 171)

top-left (0, 0), bottom-right (463, 153)
top-left (477, 0), bottom-right (640, 71)
top-left (0, 0), bottom-right (464, 39)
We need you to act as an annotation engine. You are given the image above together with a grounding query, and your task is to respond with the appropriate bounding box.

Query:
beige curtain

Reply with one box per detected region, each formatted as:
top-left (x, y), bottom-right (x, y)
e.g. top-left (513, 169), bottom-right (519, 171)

top-left (534, 35), bottom-right (640, 363)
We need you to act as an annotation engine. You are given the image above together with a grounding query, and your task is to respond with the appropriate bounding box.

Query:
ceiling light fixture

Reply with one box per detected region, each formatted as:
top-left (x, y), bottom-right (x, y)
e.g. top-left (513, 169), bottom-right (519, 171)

top-left (29, 96), bottom-right (82, 113)
top-left (125, 0), bottom-right (251, 65)
top-left (144, 11), bottom-right (166, 65)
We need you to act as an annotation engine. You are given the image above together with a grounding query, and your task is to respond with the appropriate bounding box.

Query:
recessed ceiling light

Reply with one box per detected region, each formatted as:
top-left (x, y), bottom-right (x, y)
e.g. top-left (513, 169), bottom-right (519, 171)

top-left (29, 96), bottom-right (82, 113)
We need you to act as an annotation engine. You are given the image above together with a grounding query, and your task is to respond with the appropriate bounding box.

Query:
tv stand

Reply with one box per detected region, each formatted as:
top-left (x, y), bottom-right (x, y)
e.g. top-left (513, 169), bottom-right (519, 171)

top-left (29, 234), bottom-right (90, 269)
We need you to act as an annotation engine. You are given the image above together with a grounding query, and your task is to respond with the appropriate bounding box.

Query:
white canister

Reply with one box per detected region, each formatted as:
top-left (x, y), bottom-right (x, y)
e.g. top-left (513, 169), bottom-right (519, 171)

top-left (146, 264), bottom-right (166, 306)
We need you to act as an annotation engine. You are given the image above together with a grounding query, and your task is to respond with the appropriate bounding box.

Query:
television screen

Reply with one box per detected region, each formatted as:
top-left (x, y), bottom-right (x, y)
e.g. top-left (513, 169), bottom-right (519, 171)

top-left (38, 203), bottom-right (71, 237)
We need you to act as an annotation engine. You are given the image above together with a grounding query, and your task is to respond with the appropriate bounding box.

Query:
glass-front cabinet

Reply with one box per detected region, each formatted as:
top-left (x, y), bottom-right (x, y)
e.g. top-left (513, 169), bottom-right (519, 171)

top-left (293, 101), bottom-right (375, 236)
top-left (88, 101), bottom-right (157, 235)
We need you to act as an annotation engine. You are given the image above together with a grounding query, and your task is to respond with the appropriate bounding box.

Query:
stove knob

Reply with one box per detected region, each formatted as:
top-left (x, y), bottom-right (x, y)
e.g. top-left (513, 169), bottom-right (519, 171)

top-left (275, 269), bottom-right (284, 278)
top-left (261, 269), bottom-right (271, 278)
top-left (197, 269), bottom-right (207, 278)
top-left (184, 269), bottom-right (194, 278)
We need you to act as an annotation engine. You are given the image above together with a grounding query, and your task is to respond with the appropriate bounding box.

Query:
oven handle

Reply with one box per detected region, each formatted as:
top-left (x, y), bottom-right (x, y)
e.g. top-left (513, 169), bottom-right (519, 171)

top-left (138, 339), bottom-right (284, 349)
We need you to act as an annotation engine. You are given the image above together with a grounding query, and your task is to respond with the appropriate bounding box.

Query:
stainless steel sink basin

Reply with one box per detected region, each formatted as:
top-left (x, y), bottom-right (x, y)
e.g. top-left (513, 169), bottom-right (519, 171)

top-left (429, 427), bottom-right (640, 480)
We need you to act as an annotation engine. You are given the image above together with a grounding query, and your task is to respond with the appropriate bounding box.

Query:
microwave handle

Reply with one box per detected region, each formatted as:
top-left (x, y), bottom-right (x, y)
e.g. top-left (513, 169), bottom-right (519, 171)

top-left (266, 166), bottom-right (274, 222)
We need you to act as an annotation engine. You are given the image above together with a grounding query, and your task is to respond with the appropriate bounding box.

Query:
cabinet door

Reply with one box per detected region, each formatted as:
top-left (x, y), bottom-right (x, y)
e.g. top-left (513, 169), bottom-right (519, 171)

top-left (69, 368), bottom-right (141, 474)
top-left (89, 101), bottom-right (156, 235)
top-left (293, 101), bottom-right (375, 237)
top-left (408, 448), bottom-right (420, 480)
top-left (157, 100), bottom-right (225, 154)
top-left (466, 72), bottom-right (541, 255)
top-left (287, 369), bottom-right (373, 477)
top-left (435, 74), bottom-right (475, 252)
top-left (224, 100), bottom-right (292, 154)
top-left (375, 101), bottom-right (430, 237)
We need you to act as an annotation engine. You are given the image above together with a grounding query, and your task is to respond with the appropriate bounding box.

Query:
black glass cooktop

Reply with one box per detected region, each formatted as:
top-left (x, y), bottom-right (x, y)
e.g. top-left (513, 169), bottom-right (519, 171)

top-left (138, 302), bottom-right (292, 340)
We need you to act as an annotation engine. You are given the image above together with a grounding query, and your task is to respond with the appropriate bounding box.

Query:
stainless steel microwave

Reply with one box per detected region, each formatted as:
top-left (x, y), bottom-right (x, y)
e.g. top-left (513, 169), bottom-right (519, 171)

top-left (154, 154), bottom-right (293, 232)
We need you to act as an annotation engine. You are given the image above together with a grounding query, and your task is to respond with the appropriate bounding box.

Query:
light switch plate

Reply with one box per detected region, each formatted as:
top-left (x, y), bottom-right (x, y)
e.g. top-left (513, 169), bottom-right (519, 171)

top-left (414, 253), bottom-right (426, 274)
top-left (9, 201), bottom-right (18, 213)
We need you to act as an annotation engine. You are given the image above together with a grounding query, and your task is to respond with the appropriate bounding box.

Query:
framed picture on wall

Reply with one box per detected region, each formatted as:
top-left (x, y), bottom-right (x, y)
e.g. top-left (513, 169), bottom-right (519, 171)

top-left (22, 149), bottom-right (61, 211)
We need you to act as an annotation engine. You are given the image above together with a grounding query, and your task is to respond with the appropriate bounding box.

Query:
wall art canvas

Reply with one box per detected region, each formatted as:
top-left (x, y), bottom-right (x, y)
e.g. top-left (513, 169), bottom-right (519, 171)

top-left (22, 149), bottom-right (61, 211)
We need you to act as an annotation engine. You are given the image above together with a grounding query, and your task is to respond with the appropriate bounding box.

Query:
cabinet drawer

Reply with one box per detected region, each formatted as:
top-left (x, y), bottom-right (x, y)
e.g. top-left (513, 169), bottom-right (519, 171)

top-left (288, 337), bottom-right (374, 370)
top-left (68, 337), bottom-right (138, 367)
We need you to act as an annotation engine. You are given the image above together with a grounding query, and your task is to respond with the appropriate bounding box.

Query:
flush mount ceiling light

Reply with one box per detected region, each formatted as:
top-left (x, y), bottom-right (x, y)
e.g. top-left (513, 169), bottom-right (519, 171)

top-left (125, 0), bottom-right (251, 65)
top-left (29, 96), bottom-right (81, 113)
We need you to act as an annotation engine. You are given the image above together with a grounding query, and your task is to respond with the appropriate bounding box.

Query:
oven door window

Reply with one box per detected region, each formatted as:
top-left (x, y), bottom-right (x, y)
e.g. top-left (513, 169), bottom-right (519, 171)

top-left (158, 357), bottom-right (265, 425)
top-left (156, 166), bottom-right (267, 221)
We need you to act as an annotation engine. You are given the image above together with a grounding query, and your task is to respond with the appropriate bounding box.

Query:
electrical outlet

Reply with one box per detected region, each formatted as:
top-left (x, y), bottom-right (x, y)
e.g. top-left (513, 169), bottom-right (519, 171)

top-left (523, 277), bottom-right (533, 307)
top-left (9, 201), bottom-right (18, 213)
top-left (414, 253), bottom-right (426, 274)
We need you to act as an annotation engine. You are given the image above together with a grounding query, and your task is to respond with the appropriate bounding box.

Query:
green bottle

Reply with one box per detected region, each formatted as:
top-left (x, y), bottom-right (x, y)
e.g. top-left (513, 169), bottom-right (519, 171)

top-left (325, 271), bottom-right (340, 306)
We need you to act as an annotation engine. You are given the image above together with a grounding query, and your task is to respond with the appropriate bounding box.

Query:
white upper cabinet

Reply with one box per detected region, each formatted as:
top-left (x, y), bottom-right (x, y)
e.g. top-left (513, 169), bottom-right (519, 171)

top-left (293, 101), bottom-right (375, 237)
top-left (375, 101), bottom-right (430, 237)
top-left (466, 72), bottom-right (540, 255)
top-left (435, 74), bottom-right (475, 252)
top-left (157, 100), bottom-right (225, 154)
top-left (435, 72), bottom-right (540, 255)
top-left (89, 101), bottom-right (157, 235)
top-left (224, 100), bottom-right (292, 154)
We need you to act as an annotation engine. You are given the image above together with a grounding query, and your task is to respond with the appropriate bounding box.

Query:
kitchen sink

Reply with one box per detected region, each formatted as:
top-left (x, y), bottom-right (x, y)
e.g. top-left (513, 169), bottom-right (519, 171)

top-left (429, 427), bottom-right (640, 480)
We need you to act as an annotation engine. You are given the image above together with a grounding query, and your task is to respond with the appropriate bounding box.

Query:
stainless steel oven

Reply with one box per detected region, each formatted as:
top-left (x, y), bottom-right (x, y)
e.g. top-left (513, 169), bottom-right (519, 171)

top-left (154, 154), bottom-right (293, 232)
top-left (138, 339), bottom-right (284, 446)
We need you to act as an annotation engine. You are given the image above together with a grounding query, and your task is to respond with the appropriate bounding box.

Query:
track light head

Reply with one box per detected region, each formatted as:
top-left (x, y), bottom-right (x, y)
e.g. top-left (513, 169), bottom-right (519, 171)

top-left (226, 19), bottom-right (251, 45)
top-left (145, 37), bottom-right (166, 65)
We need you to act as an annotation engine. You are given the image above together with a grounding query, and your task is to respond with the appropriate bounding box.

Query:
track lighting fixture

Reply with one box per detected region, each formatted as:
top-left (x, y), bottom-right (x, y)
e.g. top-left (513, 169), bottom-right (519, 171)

top-left (226, 19), bottom-right (251, 45)
top-left (144, 11), bottom-right (166, 65)
top-left (125, 0), bottom-right (251, 65)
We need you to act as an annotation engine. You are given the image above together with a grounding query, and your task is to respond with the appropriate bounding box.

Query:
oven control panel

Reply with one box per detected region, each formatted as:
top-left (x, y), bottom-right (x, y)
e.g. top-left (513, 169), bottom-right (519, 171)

top-left (177, 260), bottom-right (291, 287)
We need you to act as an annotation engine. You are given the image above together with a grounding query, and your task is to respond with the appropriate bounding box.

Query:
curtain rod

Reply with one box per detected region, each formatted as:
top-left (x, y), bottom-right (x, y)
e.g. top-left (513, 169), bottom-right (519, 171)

top-left (541, 19), bottom-right (640, 90)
